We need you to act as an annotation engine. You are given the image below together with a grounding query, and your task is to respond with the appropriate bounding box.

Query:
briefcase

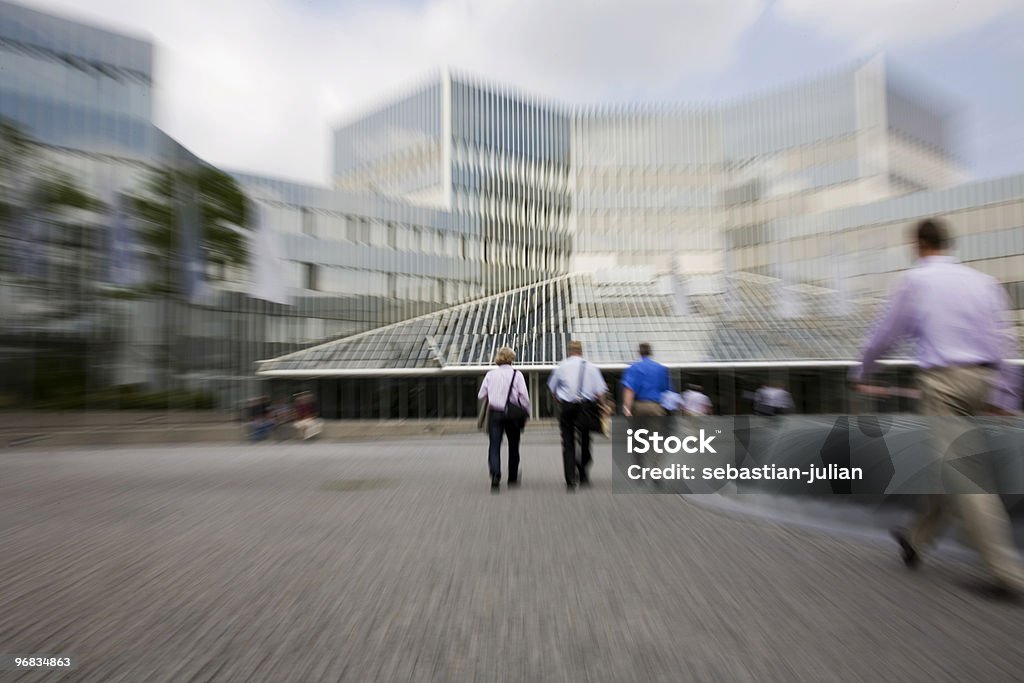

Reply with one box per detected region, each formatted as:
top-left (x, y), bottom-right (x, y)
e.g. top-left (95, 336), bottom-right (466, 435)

top-left (577, 400), bottom-right (602, 433)
top-left (477, 398), bottom-right (489, 431)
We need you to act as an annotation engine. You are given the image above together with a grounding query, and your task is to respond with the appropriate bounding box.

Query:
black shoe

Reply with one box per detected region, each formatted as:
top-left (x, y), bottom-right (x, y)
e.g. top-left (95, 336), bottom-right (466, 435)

top-left (507, 478), bottom-right (520, 488)
top-left (491, 476), bottom-right (501, 491)
top-left (566, 482), bottom-right (577, 493)
top-left (890, 527), bottom-right (919, 569)
top-left (959, 579), bottom-right (1022, 603)
top-left (578, 478), bottom-right (592, 488)
top-left (979, 584), bottom-right (1021, 603)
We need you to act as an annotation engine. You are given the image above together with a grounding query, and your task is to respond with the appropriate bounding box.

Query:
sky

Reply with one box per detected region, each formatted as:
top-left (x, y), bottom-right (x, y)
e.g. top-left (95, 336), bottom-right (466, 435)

top-left (24, 0), bottom-right (1024, 185)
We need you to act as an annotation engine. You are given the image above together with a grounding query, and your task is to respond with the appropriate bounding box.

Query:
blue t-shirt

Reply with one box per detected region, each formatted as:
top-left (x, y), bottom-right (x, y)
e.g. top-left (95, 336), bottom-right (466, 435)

top-left (622, 357), bottom-right (670, 402)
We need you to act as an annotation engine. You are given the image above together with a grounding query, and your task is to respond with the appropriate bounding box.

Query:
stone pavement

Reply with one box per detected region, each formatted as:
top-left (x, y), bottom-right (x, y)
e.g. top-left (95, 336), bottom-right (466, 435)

top-left (1, 431), bottom-right (1022, 682)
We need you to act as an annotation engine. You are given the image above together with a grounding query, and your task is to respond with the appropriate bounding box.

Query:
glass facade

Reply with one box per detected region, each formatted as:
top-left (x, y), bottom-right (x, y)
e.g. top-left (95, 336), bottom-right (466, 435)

top-left (0, 0), bottom-right (152, 158)
top-left (333, 74), bottom-right (573, 297)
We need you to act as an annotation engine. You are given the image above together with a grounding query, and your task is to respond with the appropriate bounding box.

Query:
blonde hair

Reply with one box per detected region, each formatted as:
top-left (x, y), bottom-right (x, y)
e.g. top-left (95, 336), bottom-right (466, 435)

top-left (494, 347), bottom-right (516, 365)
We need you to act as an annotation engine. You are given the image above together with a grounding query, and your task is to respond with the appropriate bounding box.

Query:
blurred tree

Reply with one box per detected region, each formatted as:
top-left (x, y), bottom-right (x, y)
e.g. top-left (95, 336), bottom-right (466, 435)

top-left (131, 165), bottom-right (251, 293)
top-left (127, 164), bottom-right (252, 393)
top-left (33, 170), bottom-right (105, 213)
top-left (0, 117), bottom-right (105, 275)
top-left (0, 118), bottom-right (113, 408)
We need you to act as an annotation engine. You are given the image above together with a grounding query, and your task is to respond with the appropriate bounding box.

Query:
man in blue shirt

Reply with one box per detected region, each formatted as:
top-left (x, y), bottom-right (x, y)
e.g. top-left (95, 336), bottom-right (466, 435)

top-left (622, 343), bottom-right (670, 417)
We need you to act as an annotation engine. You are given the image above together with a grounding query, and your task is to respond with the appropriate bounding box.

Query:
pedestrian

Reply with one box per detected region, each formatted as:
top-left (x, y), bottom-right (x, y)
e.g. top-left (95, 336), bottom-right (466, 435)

top-left (269, 396), bottom-right (295, 440)
top-left (680, 383), bottom-right (713, 416)
top-left (548, 340), bottom-right (608, 491)
top-left (755, 381), bottom-right (794, 416)
top-left (293, 391), bottom-right (323, 440)
top-left (659, 389), bottom-right (684, 415)
top-left (622, 343), bottom-right (670, 417)
top-left (851, 218), bottom-right (1023, 600)
top-left (753, 384), bottom-right (774, 415)
top-left (770, 382), bottom-right (794, 415)
top-left (478, 347), bottom-right (530, 491)
top-left (244, 396), bottom-right (272, 441)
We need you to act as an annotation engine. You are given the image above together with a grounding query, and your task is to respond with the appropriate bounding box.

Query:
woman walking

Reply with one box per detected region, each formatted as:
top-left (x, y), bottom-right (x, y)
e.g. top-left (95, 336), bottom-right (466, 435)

top-left (478, 347), bottom-right (531, 491)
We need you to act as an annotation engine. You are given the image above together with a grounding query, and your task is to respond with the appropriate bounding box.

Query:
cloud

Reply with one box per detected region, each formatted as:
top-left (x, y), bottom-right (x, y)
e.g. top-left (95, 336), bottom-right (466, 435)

top-left (775, 0), bottom-right (1023, 50)
top-left (23, 0), bottom-right (765, 184)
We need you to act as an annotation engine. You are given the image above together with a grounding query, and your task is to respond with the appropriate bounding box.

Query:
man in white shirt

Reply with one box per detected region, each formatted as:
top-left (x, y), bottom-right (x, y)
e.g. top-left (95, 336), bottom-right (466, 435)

top-left (754, 383), bottom-right (794, 415)
top-left (548, 340), bottom-right (608, 490)
top-left (680, 384), bottom-right (712, 416)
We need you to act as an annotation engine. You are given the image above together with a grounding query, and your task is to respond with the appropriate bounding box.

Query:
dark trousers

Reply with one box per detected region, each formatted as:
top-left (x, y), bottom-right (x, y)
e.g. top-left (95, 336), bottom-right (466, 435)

top-left (488, 411), bottom-right (522, 481)
top-left (558, 402), bottom-right (591, 485)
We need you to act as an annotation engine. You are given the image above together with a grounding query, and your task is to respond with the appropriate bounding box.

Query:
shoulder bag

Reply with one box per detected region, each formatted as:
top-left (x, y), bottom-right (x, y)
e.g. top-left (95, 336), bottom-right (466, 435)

top-left (502, 369), bottom-right (529, 424)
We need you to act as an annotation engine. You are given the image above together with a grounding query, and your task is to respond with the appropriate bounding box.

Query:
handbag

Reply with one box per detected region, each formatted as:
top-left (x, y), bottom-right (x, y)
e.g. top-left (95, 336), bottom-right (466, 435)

top-left (574, 361), bottom-right (603, 433)
top-left (502, 369), bottom-right (530, 423)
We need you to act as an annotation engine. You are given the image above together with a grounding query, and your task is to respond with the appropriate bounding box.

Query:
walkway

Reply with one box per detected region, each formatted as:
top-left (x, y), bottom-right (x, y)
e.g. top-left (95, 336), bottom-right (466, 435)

top-left (1, 432), bottom-right (1022, 681)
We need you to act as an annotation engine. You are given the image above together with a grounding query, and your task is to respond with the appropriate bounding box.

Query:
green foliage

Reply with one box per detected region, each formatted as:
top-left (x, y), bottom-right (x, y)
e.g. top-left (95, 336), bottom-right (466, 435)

top-left (30, 387), bottom-right (218, 411)
top-left (2, 116), bottom-right (252, 294)
top-left (33, 170), bottom-right (106, 213)
top-left (197, 165), bottom-right (251, 269)
top-left (0, 117), bottom-right (33, 174)
top-left (1, 118), bottom-right (105, 268)
top-left (131, 165), bottom-right (252, 292)
top-left (26, 355), bottom-right (216, 409)
top-left (29, 353), bottom-right (88, 405)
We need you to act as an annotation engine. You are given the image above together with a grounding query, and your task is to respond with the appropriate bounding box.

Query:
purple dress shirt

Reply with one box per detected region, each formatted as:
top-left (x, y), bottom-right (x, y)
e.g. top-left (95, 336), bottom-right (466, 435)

top-left (851, 256), bottom-right (1019, 410)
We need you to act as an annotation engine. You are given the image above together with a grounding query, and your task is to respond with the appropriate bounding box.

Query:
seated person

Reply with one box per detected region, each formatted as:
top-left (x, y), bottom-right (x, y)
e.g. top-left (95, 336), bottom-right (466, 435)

top-left (292, 392), bottom-right (323, 440)
top-left (245, 396), bottom-right (273, 441)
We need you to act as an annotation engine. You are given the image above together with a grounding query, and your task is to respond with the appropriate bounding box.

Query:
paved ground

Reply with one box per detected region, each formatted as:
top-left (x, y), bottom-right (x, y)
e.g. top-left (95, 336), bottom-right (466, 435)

top-left (1, 430), bottom-right (1022, 682)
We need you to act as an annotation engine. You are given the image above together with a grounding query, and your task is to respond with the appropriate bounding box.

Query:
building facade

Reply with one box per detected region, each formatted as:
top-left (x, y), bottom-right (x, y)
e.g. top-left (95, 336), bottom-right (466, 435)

top-left (2, 0), bottom-right (1021, 416)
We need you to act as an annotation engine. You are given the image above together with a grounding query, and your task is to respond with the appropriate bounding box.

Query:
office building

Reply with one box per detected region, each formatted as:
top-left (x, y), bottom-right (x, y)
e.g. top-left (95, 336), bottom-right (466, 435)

top-left (1, 0), bottom-right (1020, 416)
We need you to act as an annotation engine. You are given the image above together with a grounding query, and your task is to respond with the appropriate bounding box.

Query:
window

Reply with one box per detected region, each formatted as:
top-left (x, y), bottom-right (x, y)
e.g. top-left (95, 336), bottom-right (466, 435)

top-left (301, 208), bottom-right (316, 237)
top-left (303, 263), bottom-right (319, 291)
top-left (346, 218), bottom-right (360, 243)
top-left (369, 220), bottom-right (388, 247)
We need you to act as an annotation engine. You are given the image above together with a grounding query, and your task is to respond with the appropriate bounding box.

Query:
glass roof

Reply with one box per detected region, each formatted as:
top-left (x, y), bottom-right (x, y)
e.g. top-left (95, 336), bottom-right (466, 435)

top-left (256, 272), bottom-right (911, 375)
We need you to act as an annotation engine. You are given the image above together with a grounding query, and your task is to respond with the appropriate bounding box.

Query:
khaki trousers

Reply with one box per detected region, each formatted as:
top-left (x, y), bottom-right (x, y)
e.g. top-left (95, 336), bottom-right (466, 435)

top-left (909, 365), bottom-right (1024, 590)
top-left (633, 401), bottom-right (666, 417)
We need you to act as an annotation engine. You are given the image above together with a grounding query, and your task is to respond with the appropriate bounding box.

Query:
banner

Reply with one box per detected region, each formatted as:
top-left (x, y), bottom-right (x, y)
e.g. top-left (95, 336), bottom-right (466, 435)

top-left (14, 212), bottom-right (47, 279)
top-left (248, 201), bottom-right (291, 305)
top-left (106, 192), bottom-right (144, 286)
top-left (175, 173), bottom-right (208, 303)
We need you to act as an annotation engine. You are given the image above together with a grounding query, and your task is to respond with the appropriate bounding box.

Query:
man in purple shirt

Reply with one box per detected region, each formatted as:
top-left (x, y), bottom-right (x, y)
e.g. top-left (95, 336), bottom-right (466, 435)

top-left (851, 218), bottom-right (1023, 599)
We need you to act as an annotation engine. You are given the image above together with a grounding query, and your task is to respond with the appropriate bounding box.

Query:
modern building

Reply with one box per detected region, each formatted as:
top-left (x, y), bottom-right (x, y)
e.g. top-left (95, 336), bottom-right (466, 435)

top-left (257, 62), bottom-right (1021, 417)
top-left (1, 0), bottom-right (1021, 416)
